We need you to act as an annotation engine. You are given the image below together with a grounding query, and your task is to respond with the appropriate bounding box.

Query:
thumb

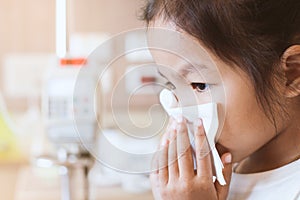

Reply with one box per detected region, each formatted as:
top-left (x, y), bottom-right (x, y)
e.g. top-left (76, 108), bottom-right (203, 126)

top-left (215, 153), bottom-right (233, 200)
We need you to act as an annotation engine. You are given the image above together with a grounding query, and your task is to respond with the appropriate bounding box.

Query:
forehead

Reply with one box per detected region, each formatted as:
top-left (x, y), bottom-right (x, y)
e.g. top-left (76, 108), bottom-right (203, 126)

top-left (147, 18), bottom-right (220, 73)
top-left (150, 49), bottom-right (212, 80)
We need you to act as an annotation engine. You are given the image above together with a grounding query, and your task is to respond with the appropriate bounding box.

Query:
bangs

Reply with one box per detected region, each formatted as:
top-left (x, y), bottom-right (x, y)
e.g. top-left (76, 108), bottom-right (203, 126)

top-left (141, 0), bottom-right (300, 127)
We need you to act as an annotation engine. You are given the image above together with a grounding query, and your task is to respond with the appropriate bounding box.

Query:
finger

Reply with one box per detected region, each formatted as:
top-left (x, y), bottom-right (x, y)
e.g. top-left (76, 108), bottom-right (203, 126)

top-left (166, 117), bottom-right (176, 132)
top-left (216, 153), bottom-right (233, 200)
top-left (158, 140), bottom-right (169, 186)
top-left (168, 129), bottom-right (179, 181)
top-left (161, 118), bottom-right (176, 147)
top-left (194, 118), bottom-right (213, 179)
top-left (177, 117), bottom-right (194, 179)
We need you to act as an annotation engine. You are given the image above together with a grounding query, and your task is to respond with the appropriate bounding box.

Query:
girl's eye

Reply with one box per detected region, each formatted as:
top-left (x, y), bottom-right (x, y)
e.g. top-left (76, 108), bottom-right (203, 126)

top-left (191, 82), bottom-right (209, 92)
top-left (165, 81), bottom-right (176, 90)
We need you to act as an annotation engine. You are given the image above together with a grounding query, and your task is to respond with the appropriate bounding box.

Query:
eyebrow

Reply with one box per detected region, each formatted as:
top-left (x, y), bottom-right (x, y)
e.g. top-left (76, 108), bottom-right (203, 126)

top-left (178, 64), bottom-right (208, 78)
top-left (157, 63), bottom-right (209, 79)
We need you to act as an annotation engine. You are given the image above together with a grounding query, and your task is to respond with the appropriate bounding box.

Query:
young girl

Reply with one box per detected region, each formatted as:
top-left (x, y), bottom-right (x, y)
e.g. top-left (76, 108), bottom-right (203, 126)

top-left (142, 0), bottom-right (300, 199)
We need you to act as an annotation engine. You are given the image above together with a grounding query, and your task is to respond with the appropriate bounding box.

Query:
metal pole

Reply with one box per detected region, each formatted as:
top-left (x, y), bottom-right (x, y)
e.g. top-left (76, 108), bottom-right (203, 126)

top-left (56, 0), bottom-right (67, 58)
top-left (59, 166), bottom-right (71, 200)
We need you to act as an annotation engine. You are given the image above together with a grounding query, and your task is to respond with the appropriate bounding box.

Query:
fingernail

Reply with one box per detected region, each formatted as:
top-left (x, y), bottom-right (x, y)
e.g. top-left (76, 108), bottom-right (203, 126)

top-left (160, 139), bottom-right (168, 147)
top-left (170, 120), bottom-right (177, 130)
top-left (193, 118), bottom-right (203, 127)
top-left (170, 130), bottom-right (176, 140)
top-left (194, 119), bottom-right (204, 136)
top-left (176, 115), bottom-right (183, 123)
top-left (224, 153), bottom-right (232, 164)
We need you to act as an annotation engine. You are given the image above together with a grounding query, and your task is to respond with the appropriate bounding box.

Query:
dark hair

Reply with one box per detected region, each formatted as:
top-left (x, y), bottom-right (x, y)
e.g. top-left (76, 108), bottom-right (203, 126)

top-left (142, 0), bottom-right (300, 126)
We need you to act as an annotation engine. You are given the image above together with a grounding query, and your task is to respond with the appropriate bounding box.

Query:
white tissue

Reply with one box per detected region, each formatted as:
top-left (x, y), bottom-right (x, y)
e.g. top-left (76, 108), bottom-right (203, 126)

top-left (159, 89), bottom-right (226, 185)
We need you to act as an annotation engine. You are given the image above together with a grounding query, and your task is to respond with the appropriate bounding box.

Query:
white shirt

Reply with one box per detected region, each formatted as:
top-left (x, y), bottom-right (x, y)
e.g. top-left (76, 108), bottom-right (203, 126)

top-left (228, 158), bottom-right (300, 200)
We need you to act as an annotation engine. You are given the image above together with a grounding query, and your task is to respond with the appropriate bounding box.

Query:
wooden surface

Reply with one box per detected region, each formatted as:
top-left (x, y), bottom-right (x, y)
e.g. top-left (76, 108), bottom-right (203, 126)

top-left (0, 164), bottom-right (153, 200)
top-left (0, 164), bottom-right (20, 200)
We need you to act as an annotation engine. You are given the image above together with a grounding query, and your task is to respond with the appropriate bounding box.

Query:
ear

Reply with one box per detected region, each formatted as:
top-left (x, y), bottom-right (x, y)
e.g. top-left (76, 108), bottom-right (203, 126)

top-left (281, 45), bottom-right (300, 98)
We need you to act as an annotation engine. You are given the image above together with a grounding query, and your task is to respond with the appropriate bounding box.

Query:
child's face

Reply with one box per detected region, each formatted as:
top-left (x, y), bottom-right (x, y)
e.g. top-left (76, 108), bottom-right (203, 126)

top-left (149, 21), bottom-right (279, 162)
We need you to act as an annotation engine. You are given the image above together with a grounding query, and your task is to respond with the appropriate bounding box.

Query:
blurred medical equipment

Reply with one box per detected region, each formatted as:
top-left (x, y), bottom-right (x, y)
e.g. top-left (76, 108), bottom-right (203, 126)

top-left (35, 1), bottom-right (98, 200)
top-left (43, 58), bottom-right (97, 153)
top-left (37, 57), bottom-right (98, 200)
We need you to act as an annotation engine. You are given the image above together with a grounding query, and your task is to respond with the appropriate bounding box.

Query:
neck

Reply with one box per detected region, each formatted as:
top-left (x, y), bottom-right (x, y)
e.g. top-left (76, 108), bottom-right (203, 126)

top-left (235, 117), bottom-right (300, 174)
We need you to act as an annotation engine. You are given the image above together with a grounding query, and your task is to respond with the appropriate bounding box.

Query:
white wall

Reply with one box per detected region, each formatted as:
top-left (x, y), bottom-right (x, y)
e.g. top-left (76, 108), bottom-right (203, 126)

top-left (0, 0), bottom-right (145, 111)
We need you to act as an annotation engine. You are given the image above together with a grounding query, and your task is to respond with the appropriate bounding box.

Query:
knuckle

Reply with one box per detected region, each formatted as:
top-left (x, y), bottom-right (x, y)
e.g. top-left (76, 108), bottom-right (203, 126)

top-left (180, 179), bottom-right (192, 192)
top-left (160, 185), bottom-right (173, 198)
top-left (178, 152), bottom-right (189, 163)
top-left (178, 144), bottom-right (191, 156)
top-left (159, 182), bottom-right (168, 189)
top-left (167, 184), bottom-right (176, 193)
top-left (160, 188), bottom-right (168, 198)
top-left (197, 179), bottom-right (212, 190)
top-left (160, 183), bottom-right (180, 198)
top-left (197, 148), bottom-right (210, 159)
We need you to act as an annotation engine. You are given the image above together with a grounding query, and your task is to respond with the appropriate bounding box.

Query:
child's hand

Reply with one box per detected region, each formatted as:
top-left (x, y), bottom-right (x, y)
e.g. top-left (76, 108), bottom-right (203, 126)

top-left (150, 118), bottom-right (233, 200)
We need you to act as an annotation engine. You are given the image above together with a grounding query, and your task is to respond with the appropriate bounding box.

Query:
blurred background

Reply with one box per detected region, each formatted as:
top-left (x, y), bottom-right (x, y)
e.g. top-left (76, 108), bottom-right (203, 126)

top-left (0, 0), bottom-right (164, 199)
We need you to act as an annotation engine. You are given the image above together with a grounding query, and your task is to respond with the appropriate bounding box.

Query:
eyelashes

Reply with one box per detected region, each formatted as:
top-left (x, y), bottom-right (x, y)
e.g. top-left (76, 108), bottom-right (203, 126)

top-left (191, 82), bottom-right (210, 92)
top-left (164, 81), bottom-right (210, 93)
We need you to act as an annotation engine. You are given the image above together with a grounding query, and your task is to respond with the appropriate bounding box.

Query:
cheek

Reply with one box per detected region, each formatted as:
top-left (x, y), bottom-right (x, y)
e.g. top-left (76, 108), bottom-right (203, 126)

top-left (216, 74), bottom-right (277, 161)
